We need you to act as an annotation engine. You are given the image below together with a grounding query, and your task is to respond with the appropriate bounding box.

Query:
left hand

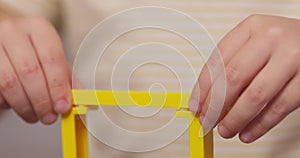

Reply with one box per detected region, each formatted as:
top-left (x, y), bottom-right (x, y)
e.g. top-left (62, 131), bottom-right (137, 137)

top-left (189, 14), bottom-right (300, 143)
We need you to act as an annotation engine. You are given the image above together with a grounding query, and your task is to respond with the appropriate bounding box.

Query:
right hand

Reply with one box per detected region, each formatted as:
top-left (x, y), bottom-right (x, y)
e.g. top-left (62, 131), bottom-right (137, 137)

top-left (0, 17), bottom-right (72, 124)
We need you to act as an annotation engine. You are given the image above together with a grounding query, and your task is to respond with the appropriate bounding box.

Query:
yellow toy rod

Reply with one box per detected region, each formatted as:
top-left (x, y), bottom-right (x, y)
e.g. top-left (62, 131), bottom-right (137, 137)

top-left (62, 90), bottom-right (213, 158)
top-left (71, 89), bottom-right (190, 108)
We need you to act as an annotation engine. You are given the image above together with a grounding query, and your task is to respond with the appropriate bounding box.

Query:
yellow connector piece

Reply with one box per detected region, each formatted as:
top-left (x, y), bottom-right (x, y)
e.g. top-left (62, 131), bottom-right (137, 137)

top-left (61, 90), bottom-right (213, 158)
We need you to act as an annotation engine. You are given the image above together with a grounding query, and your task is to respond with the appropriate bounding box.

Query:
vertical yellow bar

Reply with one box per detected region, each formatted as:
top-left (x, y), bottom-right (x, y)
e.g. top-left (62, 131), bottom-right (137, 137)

top-left (62, 107), bottom-right (88, 158)
top-left (204, 130), bottom-right (214, 158)
top-left (62, 109), bottom-right (78, 158)
top-left (189, 116), bottom-right (205, 158)
top-left (75, 115), bottom-right (88, 158)
top-left (189, 116), bottom-right (214, 158)
top-left (175, 109), bottom-right (214, 158)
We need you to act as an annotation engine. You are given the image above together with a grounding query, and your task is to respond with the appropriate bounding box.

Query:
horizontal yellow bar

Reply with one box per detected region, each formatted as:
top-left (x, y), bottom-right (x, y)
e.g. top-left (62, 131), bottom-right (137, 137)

top-left (72, 89), bottom-right (191, 108)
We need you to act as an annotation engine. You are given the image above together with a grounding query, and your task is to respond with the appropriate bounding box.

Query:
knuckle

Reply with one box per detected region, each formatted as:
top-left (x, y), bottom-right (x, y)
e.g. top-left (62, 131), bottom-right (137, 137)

top-left (0, 73), bottom-right (18, 92)
top-left (285, 48), bottom-right (300, 61)
top-left (25, 16), bottom-right (56, 34)
top-left (264, 25), bottom-right (285, 40)
top-left (270, 101), bottom-right (288, 120)
top-left (0, 19), bottom-right (14, 26)
top-left (245, 85), bottom-right (266, 104)
top-left (50, 81), bottom-right (68, 98)
top-left (255, 121), bottom-right (268, 135)
top-left (40, 44), bottom-right (65, 65)
top-left (0, 20), bottom-right (15, 30)
top-left (19, 62), bottom-right (40, 77)
top-left (244, 14), bottom-right (263, 25)
top-left (28, 16), bottom-right (52, 27)
top-left (226, 64), bottom-right (241, 86)
top-left (208, 52), bottom-right (222, 69)
top-left (0, 20), bottom-right (19, 36)
top-left (43, 55), bottom-right (62, 65)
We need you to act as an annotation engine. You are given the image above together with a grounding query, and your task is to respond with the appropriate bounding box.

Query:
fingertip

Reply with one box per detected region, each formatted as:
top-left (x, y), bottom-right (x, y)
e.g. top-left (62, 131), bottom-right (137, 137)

top-left (41, 112), bottom-right (58, 125)
top-left (54, 99), bottom-right (71, 114)
top-left (239, 131), bottom-right (254, 143)
top-left (24, 116), bottom-right (39, 124)
top-left (218, 124), bottom-right (235, 138)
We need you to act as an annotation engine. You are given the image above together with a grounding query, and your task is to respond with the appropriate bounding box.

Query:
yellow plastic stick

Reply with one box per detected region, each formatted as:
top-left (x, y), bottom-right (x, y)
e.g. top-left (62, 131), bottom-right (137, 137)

top-left (62, 90), bottom-right (214, 158)
top-left (61, 106), bottom-right (88, 158)
top-left (75, 114), bottom-right (88, 158)
top-left (175, 109), bottom-right (213, 158)
top-left (72, 89), bottom-right (190, 108)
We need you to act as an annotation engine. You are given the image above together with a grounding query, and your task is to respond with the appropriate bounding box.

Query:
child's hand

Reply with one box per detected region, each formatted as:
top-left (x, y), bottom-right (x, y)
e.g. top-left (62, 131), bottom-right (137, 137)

top-left (189, 15), bottom-right (300, 143)
top-left (0, 17), bottom-right (72, 124)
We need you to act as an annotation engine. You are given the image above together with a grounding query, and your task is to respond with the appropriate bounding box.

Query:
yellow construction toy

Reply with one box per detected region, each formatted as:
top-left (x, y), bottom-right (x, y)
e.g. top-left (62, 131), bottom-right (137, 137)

top-left (61, 89), bottom-right (213, 158)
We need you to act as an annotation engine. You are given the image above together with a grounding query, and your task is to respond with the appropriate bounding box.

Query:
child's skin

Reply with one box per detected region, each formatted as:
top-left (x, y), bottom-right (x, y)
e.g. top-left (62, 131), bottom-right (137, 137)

top-left (1, 14), bottom-right (299, 144)
top-left (189, 14), bottom-right (300, 143)
top-left (0, 17), bottom-right (72, 124)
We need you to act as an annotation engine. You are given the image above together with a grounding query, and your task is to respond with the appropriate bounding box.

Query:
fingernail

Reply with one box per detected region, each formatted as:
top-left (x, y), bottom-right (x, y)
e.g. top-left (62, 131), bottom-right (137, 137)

top-left (240, 132), bottom-right (253, 143)
top-left (42, 113), bottom-right (57, 124)
top-left (218, 125), bottom-right (232, 138)
top-left (54, 99), bottom-right (70, 113)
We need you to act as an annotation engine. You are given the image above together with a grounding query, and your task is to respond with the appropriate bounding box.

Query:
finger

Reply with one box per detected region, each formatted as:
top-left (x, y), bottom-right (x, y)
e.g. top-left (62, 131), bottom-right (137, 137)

top-left (218, 53), bottom-right (297, 138)
top-left (0, 46), bottom-right (38, 122)
top-left (0, 92), bottom-right (5, 107)
top-left (0, 103), bottom-right (10, 109)
top-left (2, 25), bottom-right (56, 124)
top-left (23, 18), bottom-right (71, 114)
top-left (0, 91), bottom-right (10, 109)
top-left (0, 93), bottom-right (10, 109)
top-left (189, 18), bottom-right (251, 112)
top-left (239, 74), bottom-right (300, 143)
top-left (200, 36), bottom-right (272, 130)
